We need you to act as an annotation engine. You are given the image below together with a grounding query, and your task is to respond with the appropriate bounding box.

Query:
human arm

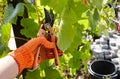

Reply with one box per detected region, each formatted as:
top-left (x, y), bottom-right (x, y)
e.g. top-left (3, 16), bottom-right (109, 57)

top-left (0, 55), bottom-right (18, 79)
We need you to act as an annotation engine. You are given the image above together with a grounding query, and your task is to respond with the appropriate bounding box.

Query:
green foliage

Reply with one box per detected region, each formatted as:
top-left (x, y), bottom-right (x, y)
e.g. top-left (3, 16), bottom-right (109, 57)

top-left (41, 0), bottom-right (68, 14)
top-left (44, 66), bottom-right (63, 79)
top-left (25, 69), bottom-right (41, 79)
top-left (0, 0), bottom-right (6, 24)
top-left (57, 0), bottom-right (88, 51)
top-left (90, 0), bottom-right (108, 10)
top-left (0, 38), bottom-right (9, 58)
top-left (0, 0), bottom-right (117, 79)
top-left (25, 3), bottom-right (38, 19)
top-left (57, 6), bottom-right (76, 51)
top-left (21, 18), bottom-right (38, 38)
top-left (4, 3), bottom-right (25, 24)
top-left (1, 23), bottom-right (11, 46)
top-left (69, 0), bottom-right (88, 19)
top-left (0, 23), bottom-right (10, 58)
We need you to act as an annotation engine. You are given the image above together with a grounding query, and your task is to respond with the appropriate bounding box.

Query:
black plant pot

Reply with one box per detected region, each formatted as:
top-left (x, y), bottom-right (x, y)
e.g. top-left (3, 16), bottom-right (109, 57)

top-left (88, 60), bottom-right (117, 79)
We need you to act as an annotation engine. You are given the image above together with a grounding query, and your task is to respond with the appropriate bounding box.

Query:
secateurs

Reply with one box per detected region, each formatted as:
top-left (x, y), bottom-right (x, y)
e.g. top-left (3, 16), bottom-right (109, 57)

top-left (32, 8), bottom-right (63, 69)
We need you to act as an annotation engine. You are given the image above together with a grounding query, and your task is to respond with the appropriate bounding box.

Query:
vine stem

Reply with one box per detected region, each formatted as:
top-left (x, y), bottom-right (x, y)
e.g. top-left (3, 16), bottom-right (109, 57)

top-left (34, 0), bottom-right (42, 27)
top-left (11, 36), bottom-right (29, 41)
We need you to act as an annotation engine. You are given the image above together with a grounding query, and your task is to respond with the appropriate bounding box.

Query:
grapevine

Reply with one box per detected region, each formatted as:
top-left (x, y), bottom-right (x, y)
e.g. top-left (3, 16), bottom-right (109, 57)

top-left (0, 0), bottom-right (119, 79)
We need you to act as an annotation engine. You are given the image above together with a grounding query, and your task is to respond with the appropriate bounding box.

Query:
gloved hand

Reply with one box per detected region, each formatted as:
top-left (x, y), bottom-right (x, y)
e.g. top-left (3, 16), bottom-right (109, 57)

top-left (8, 36), bottom-right (63, 74)
top-left (33, 45), bottom-right (63, 67)
top-left (8, 8), bottom-right (63, 74)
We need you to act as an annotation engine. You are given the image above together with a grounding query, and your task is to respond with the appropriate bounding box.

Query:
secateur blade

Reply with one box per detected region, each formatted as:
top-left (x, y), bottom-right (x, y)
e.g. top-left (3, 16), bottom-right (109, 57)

top-left (44, 8), bottom-right (54, 27)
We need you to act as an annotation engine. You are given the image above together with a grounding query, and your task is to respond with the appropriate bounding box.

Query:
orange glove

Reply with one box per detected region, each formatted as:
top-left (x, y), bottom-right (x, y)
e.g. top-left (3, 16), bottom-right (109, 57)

top-left (33, 45), bottom-right (63, 66)
top-left (8, 36), bottom-right (63, 73)
top-left (32, 37), bottom-right (63, 69)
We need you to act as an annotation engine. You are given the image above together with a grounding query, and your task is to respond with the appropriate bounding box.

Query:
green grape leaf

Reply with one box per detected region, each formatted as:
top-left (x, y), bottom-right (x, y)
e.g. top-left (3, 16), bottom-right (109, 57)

top-left (0, 38), bottom-right (9, 58)
top-left (40, 0), bottom-right (50, 5)
top-left (26, 61), bottom-right (50, 79)
top-left (93, 8), bottom-right (100, 21)
top-left (78, 19), bottom-right (89, 30)
top-left (16, 3), bottom-right (25, 16)
top-left (0, 51), bottom-right (7, 58)
top-left (79, 12), bottom-right (89, 30)
top-left (1, 23), bottom-right (11, 46)
top-left (87, 10), bottom-right (96, 31)
top-left (67, 23), bottom-right (83, 52)
top-left (57, 7), bottom-right (76, 51)
top-left (25, 3), bottom-right (38, 19)
top-left (4, 3), bottom-right (25, 24)
top-left (4, 4), bottom-right (14, 23)
top-left (41, 0), bottom-right (68, 14)
top-left (44, 66), bottom-right (63, 79)
top-left (90, 0), bottom-right (108, 9)
top-left (95, 22), bottom-right (107, 36)
top-left (68, 51), bottom-right (82, 69)
top-left (80, 41), bottom-right (91, 61)
top-left (25, 69), bottom-right (41, 79)
top-left (21, 18), bottom-right (38, 38)
top-left (69, 0), bottom-right (88, 19)
top-left (39, 60), bottom-right (49, 70)
top-left (59, 53), bottom-right (72, 65)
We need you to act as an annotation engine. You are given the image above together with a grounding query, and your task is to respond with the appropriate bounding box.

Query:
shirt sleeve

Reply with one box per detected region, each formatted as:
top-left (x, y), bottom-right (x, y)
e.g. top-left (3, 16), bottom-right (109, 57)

top-left (0, 55), bottom-right (19, 79)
